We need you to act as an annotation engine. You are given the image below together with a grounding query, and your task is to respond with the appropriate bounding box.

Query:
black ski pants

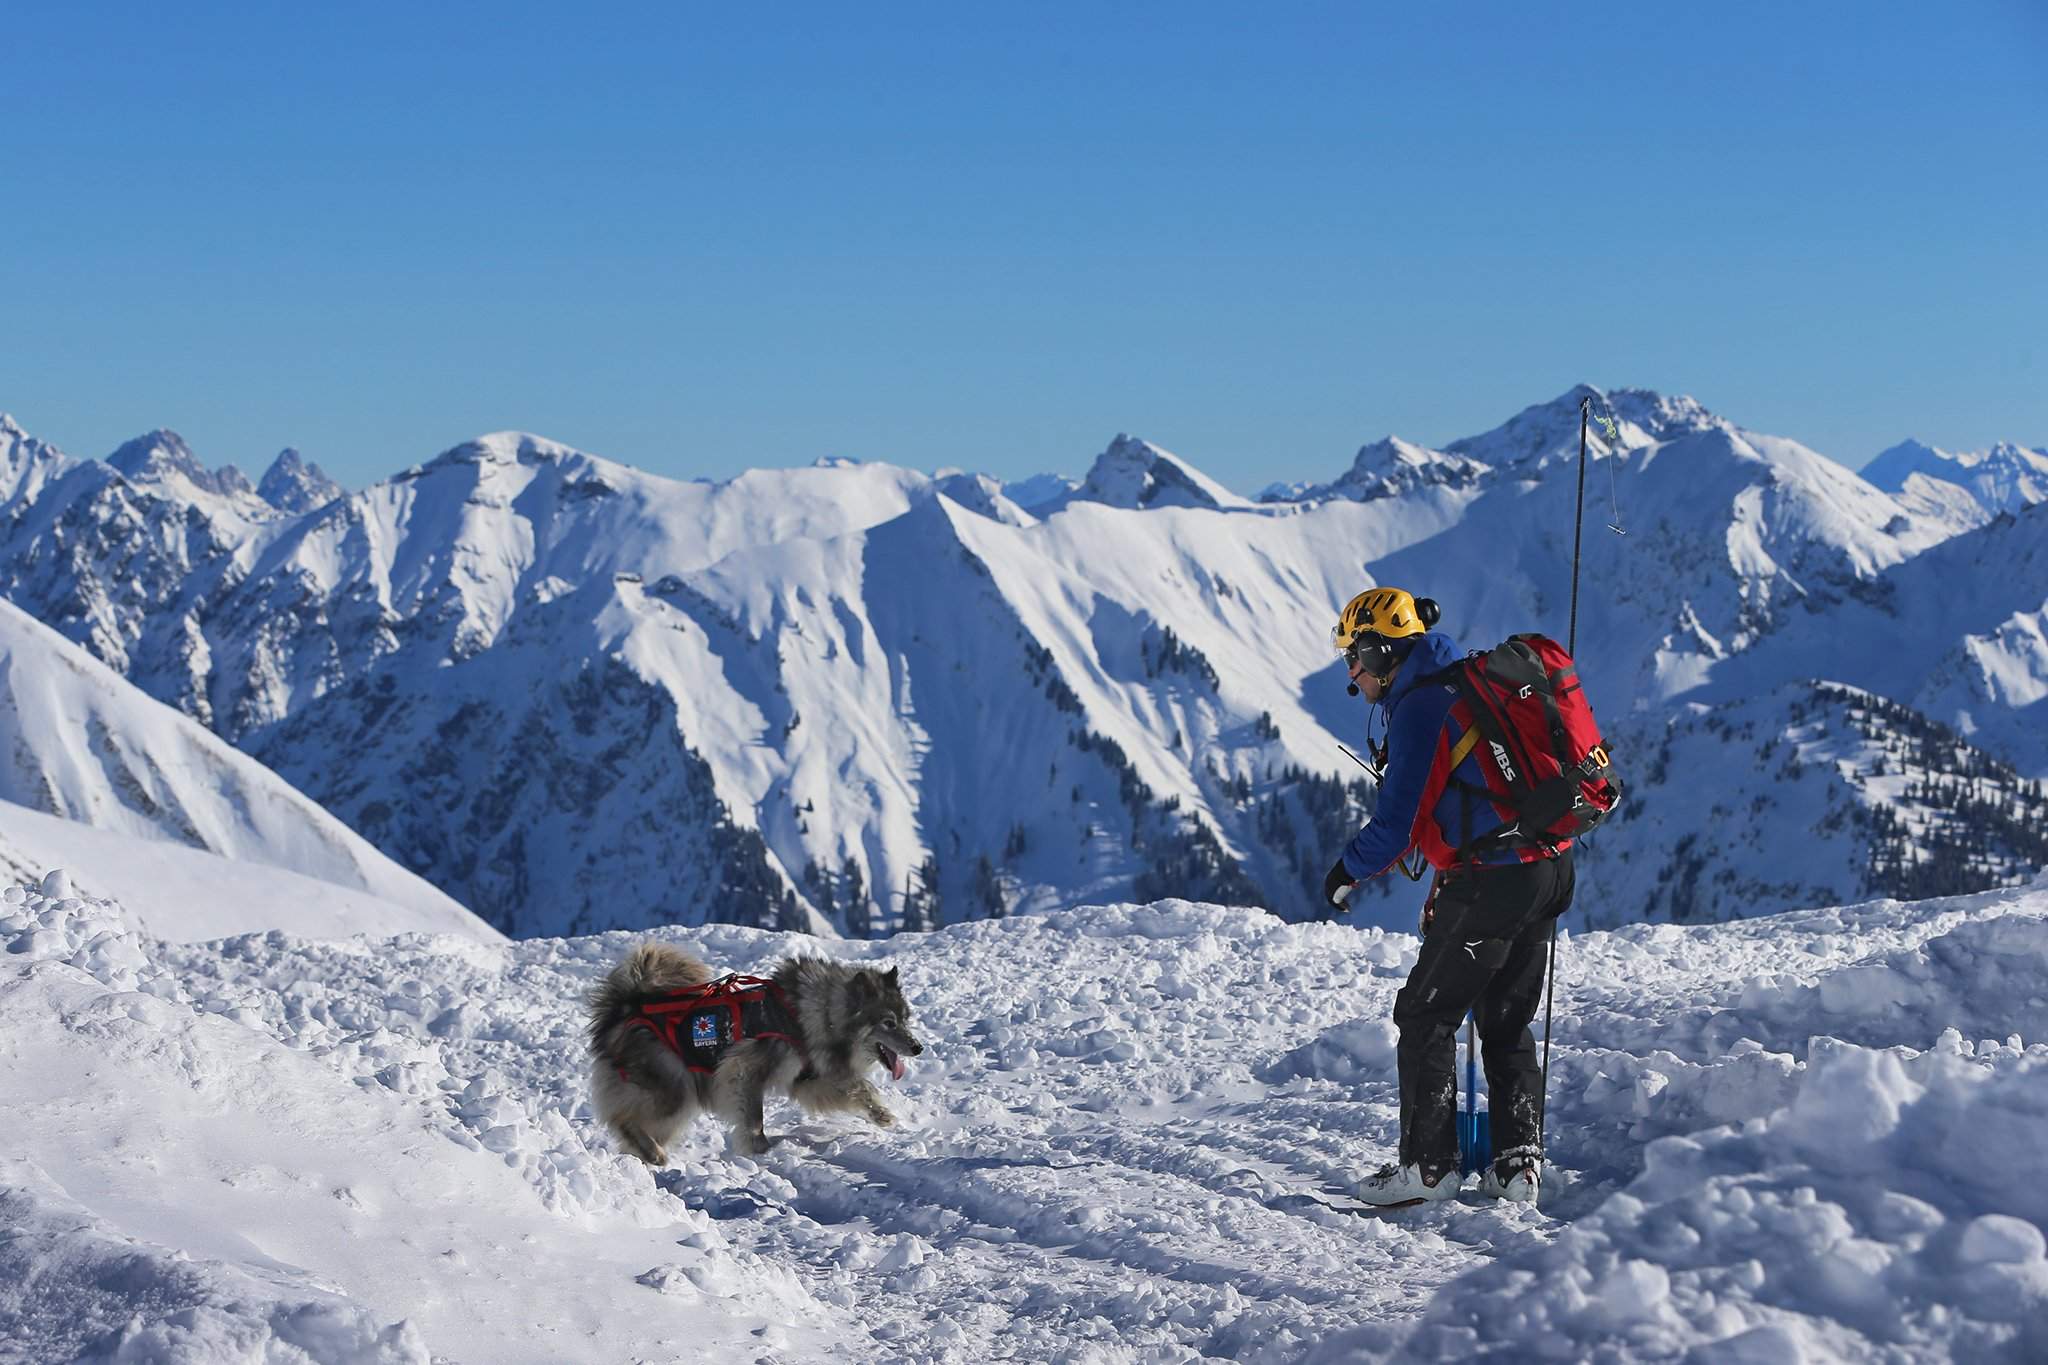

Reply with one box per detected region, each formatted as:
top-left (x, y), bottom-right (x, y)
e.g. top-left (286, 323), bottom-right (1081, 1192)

top-left (1392, 849), bottom-right (1575, 1176)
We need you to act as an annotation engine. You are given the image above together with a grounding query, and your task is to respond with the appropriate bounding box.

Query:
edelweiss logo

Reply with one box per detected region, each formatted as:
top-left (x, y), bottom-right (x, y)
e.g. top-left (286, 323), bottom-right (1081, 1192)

top-left (1490, 740), bottom-right (1518, 783)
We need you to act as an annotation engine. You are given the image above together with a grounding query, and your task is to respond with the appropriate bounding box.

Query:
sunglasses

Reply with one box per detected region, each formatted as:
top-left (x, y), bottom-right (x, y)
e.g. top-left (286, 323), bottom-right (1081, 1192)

top-left (1344, 633), bottom-right (1400, 677)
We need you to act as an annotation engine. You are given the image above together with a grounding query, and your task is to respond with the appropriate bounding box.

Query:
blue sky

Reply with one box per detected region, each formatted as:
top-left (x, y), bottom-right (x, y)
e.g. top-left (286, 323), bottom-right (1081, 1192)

top-left (5, 2), bottom-right (2044, 493)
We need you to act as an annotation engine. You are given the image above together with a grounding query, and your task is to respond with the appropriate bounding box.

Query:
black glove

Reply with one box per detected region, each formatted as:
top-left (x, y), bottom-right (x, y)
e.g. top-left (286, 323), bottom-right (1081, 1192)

top-left (1321, 856), bottom-right (1356, 918)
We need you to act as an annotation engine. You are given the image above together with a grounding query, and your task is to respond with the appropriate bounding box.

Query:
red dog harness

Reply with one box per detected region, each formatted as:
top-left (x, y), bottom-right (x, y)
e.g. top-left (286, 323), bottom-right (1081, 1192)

top-left (618, 973), bottom-right (812, 1079)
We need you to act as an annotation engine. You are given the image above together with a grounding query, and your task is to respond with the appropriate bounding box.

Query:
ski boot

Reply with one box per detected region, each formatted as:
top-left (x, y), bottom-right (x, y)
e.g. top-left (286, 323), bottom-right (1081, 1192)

top-left (1352, 1161), bottom-right (1462, 1208)
top-left (1477, 1150), bottom-right (1540, 1203)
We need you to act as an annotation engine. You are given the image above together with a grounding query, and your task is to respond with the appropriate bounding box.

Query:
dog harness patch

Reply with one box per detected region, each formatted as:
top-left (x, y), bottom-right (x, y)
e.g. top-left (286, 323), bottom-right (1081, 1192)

top-left (690, 1012), bottom-right (721, 1048)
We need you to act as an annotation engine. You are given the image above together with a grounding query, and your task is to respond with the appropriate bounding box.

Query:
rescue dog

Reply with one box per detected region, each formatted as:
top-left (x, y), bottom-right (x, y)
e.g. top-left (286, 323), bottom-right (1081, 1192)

top-left (586, 942), bottom-right (924, 1163)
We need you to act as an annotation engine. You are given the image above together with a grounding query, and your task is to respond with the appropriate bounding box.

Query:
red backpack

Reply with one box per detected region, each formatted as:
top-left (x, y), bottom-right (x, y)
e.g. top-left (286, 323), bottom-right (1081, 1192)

top-left (1416, 634), bottom-right (1621, 867)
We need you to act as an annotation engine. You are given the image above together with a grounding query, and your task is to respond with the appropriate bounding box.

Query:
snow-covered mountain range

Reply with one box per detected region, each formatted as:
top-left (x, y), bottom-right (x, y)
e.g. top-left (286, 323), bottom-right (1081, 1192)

top-left (1864, 436), bottom-right (2048, 530)
top-left (1, 391), bottom-right (2041, 937)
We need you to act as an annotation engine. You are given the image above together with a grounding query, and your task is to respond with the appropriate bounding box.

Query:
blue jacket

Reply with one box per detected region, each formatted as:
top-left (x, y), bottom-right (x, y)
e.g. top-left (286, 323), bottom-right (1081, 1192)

top-left (1340, 630), bottom-right (1515, 878)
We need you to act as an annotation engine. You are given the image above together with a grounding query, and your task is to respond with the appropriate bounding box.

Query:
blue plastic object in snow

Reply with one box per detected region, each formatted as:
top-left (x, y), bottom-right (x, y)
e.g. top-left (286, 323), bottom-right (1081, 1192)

top-left (1458, 1013), bottom-right (1492, 1175)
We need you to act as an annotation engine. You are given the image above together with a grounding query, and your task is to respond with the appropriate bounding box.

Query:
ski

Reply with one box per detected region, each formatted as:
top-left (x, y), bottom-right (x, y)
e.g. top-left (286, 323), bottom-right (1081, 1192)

top-left (1269, 1188), bottom-right (1429, 1217)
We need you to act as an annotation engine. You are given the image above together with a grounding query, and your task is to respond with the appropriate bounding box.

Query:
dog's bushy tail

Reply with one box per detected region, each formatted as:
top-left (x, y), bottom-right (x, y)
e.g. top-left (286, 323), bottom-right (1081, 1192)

top-left (585, 942), bottom-right (713, 1056)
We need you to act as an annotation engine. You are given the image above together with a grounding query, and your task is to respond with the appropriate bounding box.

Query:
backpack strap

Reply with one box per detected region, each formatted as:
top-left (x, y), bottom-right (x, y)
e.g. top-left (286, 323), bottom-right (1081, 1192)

top-left (1446, 724), bottom-right (1482, 772)
top-left (1449, 724), bottom-right (1484, 870)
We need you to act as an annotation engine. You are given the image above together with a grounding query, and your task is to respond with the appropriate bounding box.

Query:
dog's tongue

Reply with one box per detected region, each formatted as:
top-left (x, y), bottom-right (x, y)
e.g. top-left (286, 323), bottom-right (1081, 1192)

top-left (889, 1052), bottom-right (907, 1082)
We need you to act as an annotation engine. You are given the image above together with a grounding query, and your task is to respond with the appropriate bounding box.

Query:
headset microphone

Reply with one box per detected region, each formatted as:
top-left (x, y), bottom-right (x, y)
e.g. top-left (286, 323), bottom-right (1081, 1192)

top-left (1347, 682), bottom-right (1360, 696)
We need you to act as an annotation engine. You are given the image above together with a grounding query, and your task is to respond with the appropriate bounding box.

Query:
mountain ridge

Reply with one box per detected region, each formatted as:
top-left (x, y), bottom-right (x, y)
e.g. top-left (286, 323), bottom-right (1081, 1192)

top-left (0, 597), bottom-right (491, 938)
top-left (2, 388), bottom-right (2042, 937)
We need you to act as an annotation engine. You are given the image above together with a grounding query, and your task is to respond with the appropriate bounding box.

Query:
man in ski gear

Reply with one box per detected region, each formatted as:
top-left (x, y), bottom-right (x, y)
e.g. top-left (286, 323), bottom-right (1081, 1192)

top-left (1323, 587), bottom-right (1576, 1207)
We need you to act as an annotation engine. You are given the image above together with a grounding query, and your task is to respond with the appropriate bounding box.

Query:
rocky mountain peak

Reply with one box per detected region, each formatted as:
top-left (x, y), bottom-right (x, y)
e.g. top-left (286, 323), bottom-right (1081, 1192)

top-left (1339, 436), bottom-right (1491, 500)
top-left (1865, 436), bottom-right (2048, 524)
top-left (1445, 384), bottom-right (1716, 472)
top-left (258, 448), bottom-right (344, 515)
top-left (1070, 434), bottom-right (1247, 511)
top-left (0, 415), bottom-right (75, 503)
top-left (1606, 388), bottom-right (1722, 440)
top-left (107, 429), bottom-right (254, 499)
top-left (427, 431), bottom-right (587, 472)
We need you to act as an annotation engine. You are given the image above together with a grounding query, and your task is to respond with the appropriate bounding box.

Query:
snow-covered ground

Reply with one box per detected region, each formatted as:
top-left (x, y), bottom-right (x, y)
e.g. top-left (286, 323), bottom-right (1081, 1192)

top-left (5, 866), bottom-right (2046, 1362)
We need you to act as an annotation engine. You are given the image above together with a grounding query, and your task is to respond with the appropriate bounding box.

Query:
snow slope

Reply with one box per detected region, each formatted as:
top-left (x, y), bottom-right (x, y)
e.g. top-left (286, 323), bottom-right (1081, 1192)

top-left (1704, 498), bottom-right (2048, 776)
top-left (0, 598), bottom-right (487, 938)
top-left (6, 865), bottom-right (2044, 1361)
top-left (0, 803), bottom-right (499, 942)
top-left (1570, 679), bottom-right (2048, 930)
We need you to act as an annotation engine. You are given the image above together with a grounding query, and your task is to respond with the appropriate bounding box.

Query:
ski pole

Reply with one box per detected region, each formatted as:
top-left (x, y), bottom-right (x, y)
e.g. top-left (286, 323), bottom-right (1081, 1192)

top-left (1466, 1013), bottom-right (1477, 1137)
top-left (1463, 1012), bottom-right (1490, 1174)
top-left (1536, 397), bottom-right (1593, 1151)
top-left (1569, 396), bottom-right (1588, 655)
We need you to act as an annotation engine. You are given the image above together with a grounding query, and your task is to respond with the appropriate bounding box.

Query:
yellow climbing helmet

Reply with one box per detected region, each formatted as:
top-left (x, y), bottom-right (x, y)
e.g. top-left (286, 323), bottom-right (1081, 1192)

top-left (1332, 587), bottom-right (1431, 654)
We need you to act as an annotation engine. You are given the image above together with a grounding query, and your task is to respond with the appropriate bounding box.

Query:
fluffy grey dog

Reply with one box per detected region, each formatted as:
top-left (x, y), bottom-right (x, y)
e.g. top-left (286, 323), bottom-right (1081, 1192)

top-left (587, 942), bottom-right (925, 1163)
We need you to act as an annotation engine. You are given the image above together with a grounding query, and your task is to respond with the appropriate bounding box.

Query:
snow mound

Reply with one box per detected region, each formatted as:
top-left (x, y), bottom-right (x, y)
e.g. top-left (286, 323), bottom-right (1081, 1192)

top-left (2, 871), bottom-right (157, 992)
top-left (1262, 1015), bottom-right (1400, 1084)
top-left (1733, 911), bottom-right (2048, 1050)
top-left (3, 872), bottom-right (831, 1363)
top-left (0, 1160), bottom-right (429, 1365)
top-left (1396, 1039), bottom-right (2048, 1362)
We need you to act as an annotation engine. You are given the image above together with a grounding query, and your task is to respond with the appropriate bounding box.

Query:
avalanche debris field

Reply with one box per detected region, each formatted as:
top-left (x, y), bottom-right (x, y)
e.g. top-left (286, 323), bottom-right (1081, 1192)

top-left (6, 876), bottom-right (2048, 1362)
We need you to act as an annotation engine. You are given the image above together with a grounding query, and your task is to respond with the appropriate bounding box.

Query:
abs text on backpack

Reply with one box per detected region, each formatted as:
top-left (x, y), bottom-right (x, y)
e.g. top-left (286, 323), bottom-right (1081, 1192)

top-left (1412, 634), bottom-right (1622, 868)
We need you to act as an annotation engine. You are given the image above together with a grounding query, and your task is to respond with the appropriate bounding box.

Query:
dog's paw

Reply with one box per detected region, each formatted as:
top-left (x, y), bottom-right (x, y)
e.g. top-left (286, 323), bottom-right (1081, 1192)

top-left (620, 1130), bottom-right (668, 1166)
top-left (734, 1131), bottom-right (778, 1157)
top-left (867, 1107), bottom-right (898, 1129)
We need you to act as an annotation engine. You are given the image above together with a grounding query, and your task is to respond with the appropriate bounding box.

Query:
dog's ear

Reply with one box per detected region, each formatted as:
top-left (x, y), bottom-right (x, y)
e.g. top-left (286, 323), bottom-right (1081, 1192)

top-left (876, 967), bottom-right (909, 1017)
top-left (848, 972), bottom-right (877, 1007)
